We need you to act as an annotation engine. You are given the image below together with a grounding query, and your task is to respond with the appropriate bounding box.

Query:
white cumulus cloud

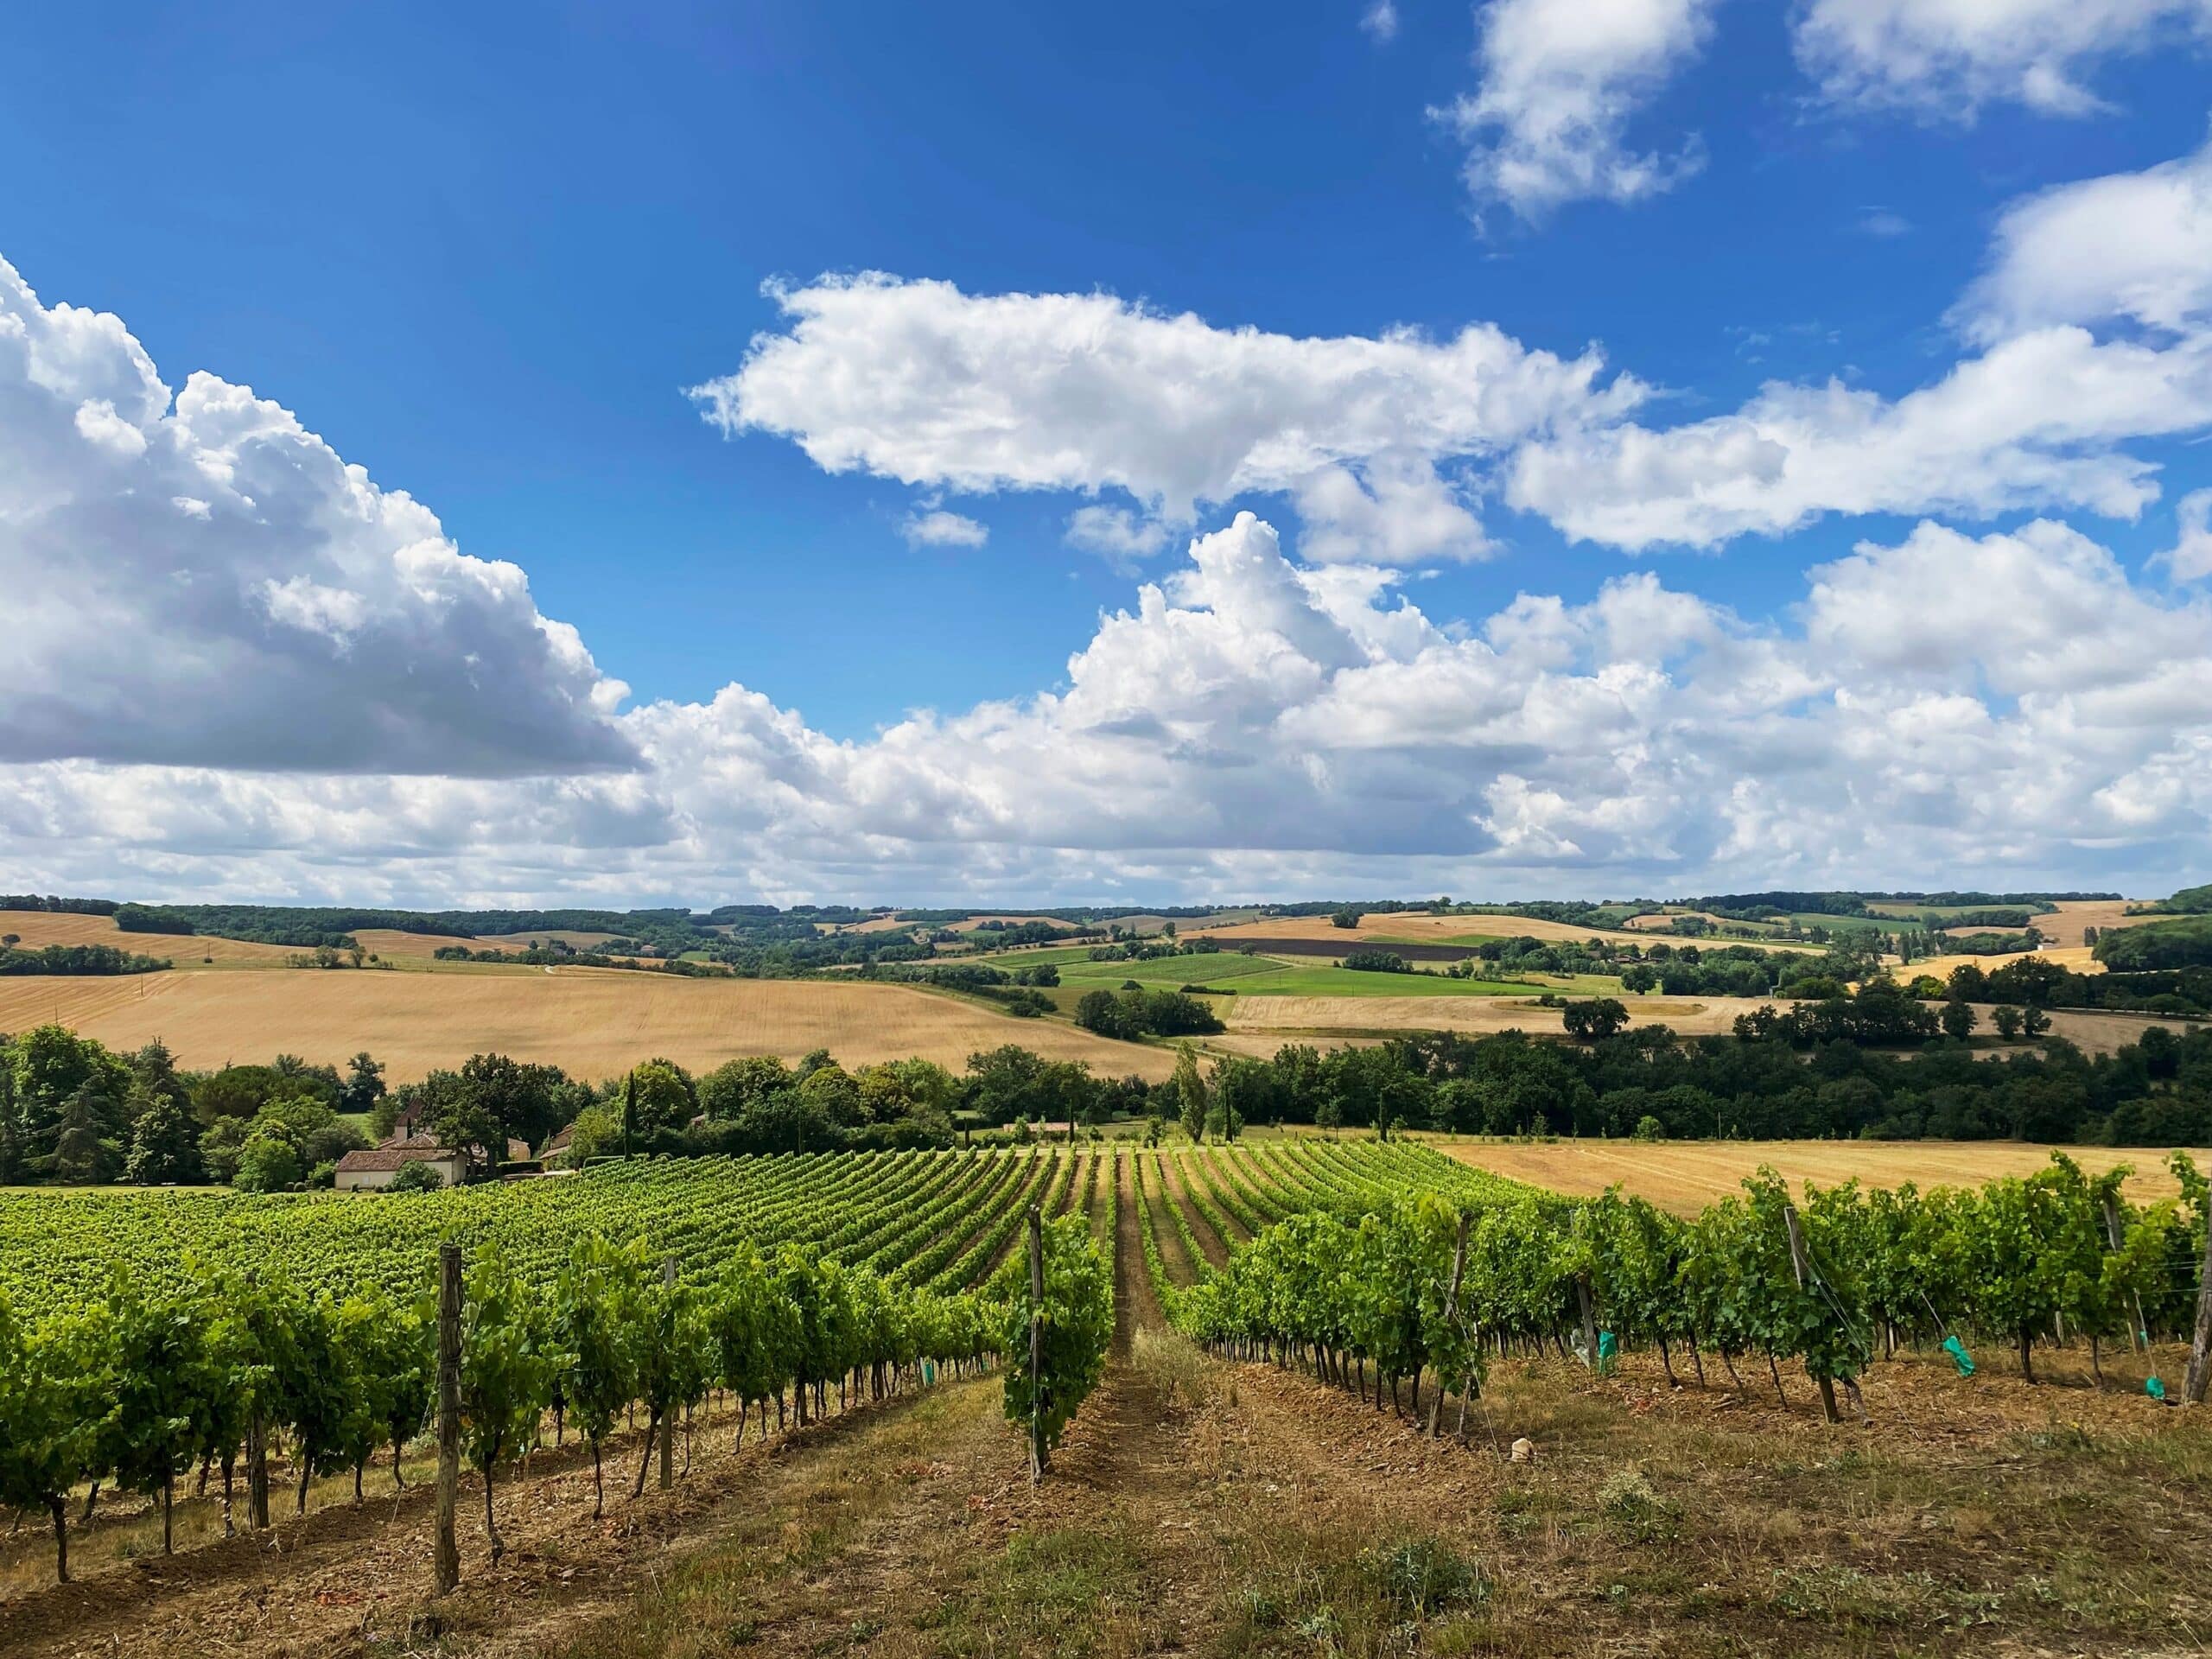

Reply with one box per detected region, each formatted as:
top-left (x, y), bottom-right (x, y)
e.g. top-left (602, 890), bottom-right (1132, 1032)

top-left (899, 506), bottom-right (989, 549)
top-left (690, 273), bottom-right (1637, 565)
top-left (1794, 0), bottom-right (2212, 118)
top-left (2164, 487), bottom-right (2212, 580)
top-left (0, 257), bottom-right (633, 777)
top-left (10, 510), bottom-right (2212, 903)
top-left (1954, 127), bottom-right (2212, 342)
top-left (1433, 0), bottom-right (1719, 220)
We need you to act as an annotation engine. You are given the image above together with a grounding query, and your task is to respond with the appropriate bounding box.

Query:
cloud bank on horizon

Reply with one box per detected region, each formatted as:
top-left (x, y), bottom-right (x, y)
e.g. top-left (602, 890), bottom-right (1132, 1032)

top-left (4, 16), bottom-right (2212, 907)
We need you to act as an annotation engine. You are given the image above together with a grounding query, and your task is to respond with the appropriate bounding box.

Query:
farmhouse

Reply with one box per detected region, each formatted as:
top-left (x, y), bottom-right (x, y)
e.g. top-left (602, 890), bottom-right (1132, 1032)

top-left (333, 1143), bottom-right (465, 1191)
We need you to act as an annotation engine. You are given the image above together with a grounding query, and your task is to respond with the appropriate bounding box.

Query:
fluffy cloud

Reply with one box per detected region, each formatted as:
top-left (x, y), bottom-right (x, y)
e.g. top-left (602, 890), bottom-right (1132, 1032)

top-left (703, 138), bottom-right (2212, 564)
top-left (1360, 0), bottom-right (1399, 41)
top-left (1794, 0), bottom-right (2212, 118)
top-left (1954, 129), bottom-right (2212, 342)
top-left (1510, 135), bottom-right (2212, 548)
top-left (1432, 0), bottom-right (1718, 219)
top-left (690, 273), bottom-right (1637, 564)
top-left (1509, 325), bottom-right (2210, 547)
top-left (2165, 487), bottom-right (2212, 580)
top-left (0, 258), bottom-right (632, 776)
top-left (899, 506), bottom-right (989, 549)
top-left (10, 511), bottom-right (2212, 902)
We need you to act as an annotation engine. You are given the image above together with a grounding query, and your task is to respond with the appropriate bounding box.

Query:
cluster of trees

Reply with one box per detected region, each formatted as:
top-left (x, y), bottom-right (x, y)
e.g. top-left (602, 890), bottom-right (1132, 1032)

top-left (1341, 949), bottom-right (1414, 975)
top-left (0, 1030), bottom-right (386, 1188)
top-left (1071, 987), bottom-right (1224, 1040)
top-left (1102, 1016), bottom-right (2212, 1147)
top-left (1081, 932), bottom-right (1218, 964)
top-left (0, 941), bottom-right (171, 976)
top-left (429, 941), bottom-right (736, 978)
top-left (1175, 1150), bottom-right (2207, 1423)
top-left (2097, 917), bottom-right (2212, 972)
top-left (959, 919), bottom-right (1084, 948)
top-left (874, 961), bottom-right (1058, 1015)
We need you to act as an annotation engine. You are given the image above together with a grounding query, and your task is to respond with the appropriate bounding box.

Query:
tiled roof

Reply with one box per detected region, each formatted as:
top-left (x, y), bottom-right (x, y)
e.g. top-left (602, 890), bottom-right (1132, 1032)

top-left (335, 1146), bottom-right (461, 1173)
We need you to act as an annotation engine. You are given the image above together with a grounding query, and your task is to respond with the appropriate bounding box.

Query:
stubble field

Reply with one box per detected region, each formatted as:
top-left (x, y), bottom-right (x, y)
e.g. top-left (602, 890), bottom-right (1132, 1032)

top-left (0, 966), bottom-right (1178, 1082)
top-left (1427, 1135), bottom-right (2209, 1214)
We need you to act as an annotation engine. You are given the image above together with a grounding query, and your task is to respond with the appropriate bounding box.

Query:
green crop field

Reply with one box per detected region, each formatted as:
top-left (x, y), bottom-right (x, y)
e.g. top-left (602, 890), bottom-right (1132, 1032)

top-left (1000, 944), bottom-right (1598, 1000)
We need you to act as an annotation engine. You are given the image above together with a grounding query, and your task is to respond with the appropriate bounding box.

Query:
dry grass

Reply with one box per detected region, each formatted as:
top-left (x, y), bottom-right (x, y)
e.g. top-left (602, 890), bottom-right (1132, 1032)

top-left (1911, 944), bottom-right (2102, 980)
top-left (0, 909), bottom-right (296, 966)
top-left (0, 969), bottom-right (1178, 1083)
top-left (1425, 1134), bottom-right (2209, 1211)
top-left (350, 926), bottom-right (626, 960)
top-left (1222, 991), bottom-right (1773, 1037)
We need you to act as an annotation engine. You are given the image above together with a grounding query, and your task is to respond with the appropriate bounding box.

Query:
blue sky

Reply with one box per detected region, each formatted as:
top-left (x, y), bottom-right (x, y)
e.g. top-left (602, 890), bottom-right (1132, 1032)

top-left (3, 1), bottom-right (2210, 904)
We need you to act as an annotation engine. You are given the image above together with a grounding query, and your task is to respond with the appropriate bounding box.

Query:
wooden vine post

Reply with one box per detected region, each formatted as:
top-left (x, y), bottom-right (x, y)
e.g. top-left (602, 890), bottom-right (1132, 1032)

top-left (1427, 1211), bottom-right (1470, 1438)
top-left (1027, 1206), bottom-right (1047, 1485)
top-left (1575, 1272), bottom-right (1599, 1372)
top-left (661, 1256), bottom-right (678, 1490)
top-left (2184, 1219), bottom-right (2212, 1407)
top-left (433, 1241), bottom-right (462, 1595)
top-left (2101, 1194), bottom-right (2150, 1353)
top-left (1783, 1205), bottom-right (1841, 1425)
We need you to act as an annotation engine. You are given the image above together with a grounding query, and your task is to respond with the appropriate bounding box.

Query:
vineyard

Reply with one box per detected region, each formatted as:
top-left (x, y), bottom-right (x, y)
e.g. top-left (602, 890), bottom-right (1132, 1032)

top-left (1151, 1143), bottom-right (2212, 1426)
top-left (0, 1143), bottom-right (1468, 1594)
top-left (4, 1138), bottom-right (2212, 1655)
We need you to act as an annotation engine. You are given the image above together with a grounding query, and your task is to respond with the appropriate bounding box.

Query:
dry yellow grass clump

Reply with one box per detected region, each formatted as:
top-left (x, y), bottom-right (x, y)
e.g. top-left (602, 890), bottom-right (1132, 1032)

top-left (1427, 1135), bottom-right (2206, 1213)
top-left (0, 968), bottom-right (1177, 1082)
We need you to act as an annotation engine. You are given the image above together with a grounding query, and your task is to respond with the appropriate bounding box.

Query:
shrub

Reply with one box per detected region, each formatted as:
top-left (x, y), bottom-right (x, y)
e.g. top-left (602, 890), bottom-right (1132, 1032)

top-left (387, 1160), bottom-right (445, 1194)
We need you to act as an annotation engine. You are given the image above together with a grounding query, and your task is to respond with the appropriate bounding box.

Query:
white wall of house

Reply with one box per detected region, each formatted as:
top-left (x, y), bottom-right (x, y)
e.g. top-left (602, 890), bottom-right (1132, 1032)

top-left (334, 1154), bottom-right (464, 1192)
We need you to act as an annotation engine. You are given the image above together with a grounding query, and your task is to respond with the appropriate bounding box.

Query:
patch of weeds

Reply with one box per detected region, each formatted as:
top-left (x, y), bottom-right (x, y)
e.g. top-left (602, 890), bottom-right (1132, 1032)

top-left (933, 1523), bottom-right (1138, 1659)
top-left (722, 1619), bottom-right (760, 1647)
top-left (2015, 1425), bottom-right (2100, 1457)
top-left (1133, 1328), bottom-right (1216, 1410)
top-left (1363, 1538), bottom-right (1489, 1618)
top-left (1238, 1586), bottom-right (1286, 1628)
top-left (1293, 1606), bottom-right (1343, 1643)
top-left (1767, 1566), bottom-right (2000, 1630)
top-left (1598, 1468), bottom-right (1681, 1544)
top-left (1425, 1611), bottom-right (1506, 1657)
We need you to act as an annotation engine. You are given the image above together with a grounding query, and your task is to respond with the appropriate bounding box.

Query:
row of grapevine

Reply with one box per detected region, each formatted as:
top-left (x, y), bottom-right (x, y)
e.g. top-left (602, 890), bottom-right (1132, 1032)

top-left (0, 1148), bottom-right (1116, 1319)
top-left (0, 1149), bottom-right (1125, 1589)
top-left (1166, 1147), bottom-right (2212, 1422)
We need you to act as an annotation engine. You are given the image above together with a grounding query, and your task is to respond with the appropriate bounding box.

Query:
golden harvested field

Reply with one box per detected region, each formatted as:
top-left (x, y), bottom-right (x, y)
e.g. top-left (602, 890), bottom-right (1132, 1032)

top-left (1622, 909), bottom-right (1743, 932)
top-left (0, 968), bottom-right (1178, 1083)
top-left (1217, 992), bottom-right (2191, 1056)
top-left (1425, 1135), bottom-right (2209, 1212)
top-left (351, 926), bottom-right (626, 959)
top-left (1222, 992), bottom-right (1770, 1037)
top-left (0, 909), bottom-right (296, 965)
